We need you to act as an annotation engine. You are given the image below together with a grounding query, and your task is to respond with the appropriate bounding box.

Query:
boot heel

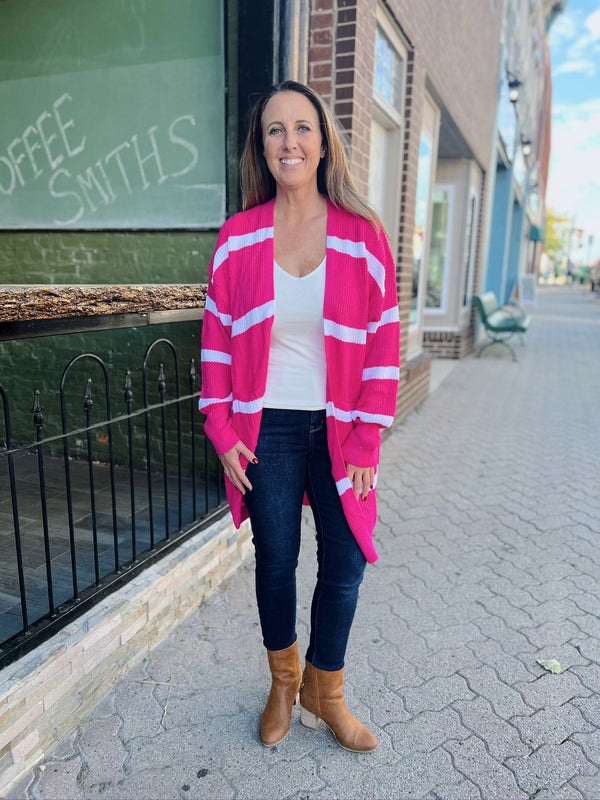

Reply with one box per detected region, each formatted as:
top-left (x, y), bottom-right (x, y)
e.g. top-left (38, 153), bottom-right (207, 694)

top-left (300, 704), bottom-right (320, 729)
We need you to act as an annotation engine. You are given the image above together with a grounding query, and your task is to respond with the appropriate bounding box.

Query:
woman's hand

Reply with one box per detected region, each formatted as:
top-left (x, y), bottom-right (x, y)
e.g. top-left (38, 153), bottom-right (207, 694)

top-left (346, 463), bottom-right (375, 502)
top-left (218, 441), bottom-right (258, 495)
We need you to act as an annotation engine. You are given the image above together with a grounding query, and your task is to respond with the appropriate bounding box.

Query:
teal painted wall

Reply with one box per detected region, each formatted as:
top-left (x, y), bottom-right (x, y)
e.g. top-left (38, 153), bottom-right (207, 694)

top-left (487, 164), bottom-right (511, 302)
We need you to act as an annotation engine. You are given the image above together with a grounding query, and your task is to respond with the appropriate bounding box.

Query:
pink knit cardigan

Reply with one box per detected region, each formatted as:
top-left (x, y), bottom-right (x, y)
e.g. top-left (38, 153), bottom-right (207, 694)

top-left (199, 198), bottom-right (400, 563)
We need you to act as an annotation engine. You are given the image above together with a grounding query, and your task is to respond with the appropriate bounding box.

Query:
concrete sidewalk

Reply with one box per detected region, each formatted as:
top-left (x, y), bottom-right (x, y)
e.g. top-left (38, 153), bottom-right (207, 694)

top-left (7, 285), bottom-right (600, 800)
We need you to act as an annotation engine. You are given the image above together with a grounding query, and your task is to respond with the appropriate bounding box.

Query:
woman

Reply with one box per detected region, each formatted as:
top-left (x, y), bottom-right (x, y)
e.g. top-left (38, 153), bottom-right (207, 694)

top-left (199, 81), bottom-right (399, 752)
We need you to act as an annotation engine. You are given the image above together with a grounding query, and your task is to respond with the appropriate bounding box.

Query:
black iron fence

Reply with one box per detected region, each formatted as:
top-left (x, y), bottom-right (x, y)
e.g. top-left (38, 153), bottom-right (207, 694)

top-left (0, 328), bottom-right (226, 669)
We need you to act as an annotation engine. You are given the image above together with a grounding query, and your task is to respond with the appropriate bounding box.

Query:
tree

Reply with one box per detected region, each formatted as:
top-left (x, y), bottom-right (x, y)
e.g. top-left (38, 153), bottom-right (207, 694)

top-left (544, 207), bottom-right (570, 262)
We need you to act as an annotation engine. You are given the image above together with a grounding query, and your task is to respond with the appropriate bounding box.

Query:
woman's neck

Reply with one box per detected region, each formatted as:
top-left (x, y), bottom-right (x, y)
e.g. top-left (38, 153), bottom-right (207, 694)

top-left (273, 188), bottom-right (327, 223)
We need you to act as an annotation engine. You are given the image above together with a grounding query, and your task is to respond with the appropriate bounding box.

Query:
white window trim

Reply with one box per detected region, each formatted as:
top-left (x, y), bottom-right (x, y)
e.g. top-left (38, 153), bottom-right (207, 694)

top-left (408, 93), bottom-right (440, 359)
top-left (369, 5), bottom-right (408, 250)
top-left (369, 110), bottom-right (403, 242)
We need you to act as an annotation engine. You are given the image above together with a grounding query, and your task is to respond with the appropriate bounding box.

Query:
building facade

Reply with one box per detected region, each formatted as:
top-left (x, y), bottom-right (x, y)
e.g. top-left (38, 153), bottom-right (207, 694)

top-left (484, 0), bottom-right (562, 306)
top-left (307, 0), bottom-right (558, 362)
top-left (308, 0), bottom-right (504, 371)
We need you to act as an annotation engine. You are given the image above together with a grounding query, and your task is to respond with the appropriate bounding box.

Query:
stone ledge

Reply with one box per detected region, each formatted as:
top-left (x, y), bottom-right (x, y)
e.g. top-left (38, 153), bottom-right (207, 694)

top-left (0, 285), bottom-right (208, 323)
top-left (0, 513), bottom-right (252, 797)
top-left (405, 351), bottom-right (432, 380)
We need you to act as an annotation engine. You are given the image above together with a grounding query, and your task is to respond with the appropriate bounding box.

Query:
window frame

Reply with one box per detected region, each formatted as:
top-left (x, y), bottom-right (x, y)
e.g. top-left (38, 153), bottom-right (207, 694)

top-left (368, 7), bottom-right (407, 246)
top-left (426, 183), bottom-right (455, 315)
top-left (461, 187), bottom-right (479, 309)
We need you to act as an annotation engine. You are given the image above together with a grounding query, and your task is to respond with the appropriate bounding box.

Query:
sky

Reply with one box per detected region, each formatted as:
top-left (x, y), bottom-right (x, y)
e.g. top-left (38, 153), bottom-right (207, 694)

top-left (546, 0), bottom-right (600, 263)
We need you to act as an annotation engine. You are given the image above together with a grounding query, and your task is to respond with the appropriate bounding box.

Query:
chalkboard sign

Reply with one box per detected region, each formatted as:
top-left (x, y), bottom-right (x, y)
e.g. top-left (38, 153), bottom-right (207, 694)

top-left (0, 0), bottom-right (225, 229)
top-left (518, 273), bottom-right (538, 307)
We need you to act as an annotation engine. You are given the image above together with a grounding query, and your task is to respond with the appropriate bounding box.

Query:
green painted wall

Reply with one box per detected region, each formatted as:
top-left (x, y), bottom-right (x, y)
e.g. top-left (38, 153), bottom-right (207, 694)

top-left (0, 230), bottom-right (215, 285)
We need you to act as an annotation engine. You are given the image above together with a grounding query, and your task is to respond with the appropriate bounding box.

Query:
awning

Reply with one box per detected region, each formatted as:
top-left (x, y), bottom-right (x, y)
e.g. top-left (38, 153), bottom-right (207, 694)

top-left (529, 224), bottom-right (545, 242)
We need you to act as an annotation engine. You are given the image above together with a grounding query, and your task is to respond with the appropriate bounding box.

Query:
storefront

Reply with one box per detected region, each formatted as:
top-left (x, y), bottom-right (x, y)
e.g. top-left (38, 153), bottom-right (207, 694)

top-left (0, 0), bottom-right (233, 284)
top-left (308, 0), bottom-right (503, 382)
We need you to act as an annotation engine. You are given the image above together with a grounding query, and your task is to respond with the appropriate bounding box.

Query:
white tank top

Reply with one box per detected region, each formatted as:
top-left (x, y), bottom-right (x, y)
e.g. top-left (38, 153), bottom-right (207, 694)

top-left (263, 257), bottom-right (327, 410)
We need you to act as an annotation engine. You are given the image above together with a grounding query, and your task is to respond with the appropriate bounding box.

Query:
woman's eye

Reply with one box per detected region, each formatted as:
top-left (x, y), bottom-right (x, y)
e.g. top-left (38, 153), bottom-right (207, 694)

top-left (269, 127), bottom-right (283, 136)
top-left (299, 125), bottom-right (310, 132)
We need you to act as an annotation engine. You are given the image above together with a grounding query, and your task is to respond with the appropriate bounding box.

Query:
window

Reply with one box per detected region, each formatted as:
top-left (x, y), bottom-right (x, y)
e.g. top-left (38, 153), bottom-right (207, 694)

top-left (426, 186), bottom-right (453, 310)
top-left (368, 10), bottom-right (406, 242)
top-left (374, 26), bottom-right (403, 112)
top-left (411, 133), bottom-right (433, 325)
top-left (462, 191), bottom-right (478, 306)
top-left (368, 117), bottom-right (389, 215)
top-left (409, 93), bottom-right (440, 355)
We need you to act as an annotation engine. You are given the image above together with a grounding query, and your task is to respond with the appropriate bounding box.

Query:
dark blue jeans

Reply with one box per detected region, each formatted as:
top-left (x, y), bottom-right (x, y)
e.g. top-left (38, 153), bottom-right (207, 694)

top-left (244, 408), bottom-right (367, 671)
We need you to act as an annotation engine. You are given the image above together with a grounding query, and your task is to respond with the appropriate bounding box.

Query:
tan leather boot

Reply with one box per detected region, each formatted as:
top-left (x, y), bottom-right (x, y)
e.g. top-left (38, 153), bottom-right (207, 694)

top-left (260, 640), bottom-right (303, 746)
top-left (299, 660), bottom-right (378, 752)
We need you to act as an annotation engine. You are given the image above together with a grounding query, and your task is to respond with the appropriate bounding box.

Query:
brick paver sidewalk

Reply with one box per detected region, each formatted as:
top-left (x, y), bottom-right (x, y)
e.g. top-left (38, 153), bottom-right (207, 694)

top-left (8, 285), bottom-right (600, 800)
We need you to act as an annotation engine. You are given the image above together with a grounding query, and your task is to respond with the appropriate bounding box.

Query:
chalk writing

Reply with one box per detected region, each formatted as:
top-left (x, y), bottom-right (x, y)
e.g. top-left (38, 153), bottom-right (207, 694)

top-left (1, 94), bottom-right (202, 226)
top-left (48, 116), bottom-right (199, 225)
top-left (0, 94), bottom-right (85, 193)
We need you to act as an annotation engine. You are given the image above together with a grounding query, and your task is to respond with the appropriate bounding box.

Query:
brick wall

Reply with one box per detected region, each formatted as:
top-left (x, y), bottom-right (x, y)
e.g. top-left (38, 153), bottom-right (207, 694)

top-left (423, 328), bottom-right (475, 359)
top-left (309, 0), bottom-right (377, 195)
top-left (309, 0), bottom-right (335, 103)
top-left (395, 352), bottom-right (430, 421)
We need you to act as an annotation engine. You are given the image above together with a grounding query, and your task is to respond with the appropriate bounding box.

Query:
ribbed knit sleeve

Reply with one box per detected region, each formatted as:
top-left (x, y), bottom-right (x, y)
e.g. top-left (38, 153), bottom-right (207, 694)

top-left (199, 219), bottom-right (240, 455)
top-left (337, 219), bottom-right (400, 467)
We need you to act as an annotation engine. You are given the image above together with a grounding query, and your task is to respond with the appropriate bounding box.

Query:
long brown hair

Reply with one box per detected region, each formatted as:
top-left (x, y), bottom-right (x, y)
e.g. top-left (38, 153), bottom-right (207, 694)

top-left (240, 81), bottom-right (381, 230)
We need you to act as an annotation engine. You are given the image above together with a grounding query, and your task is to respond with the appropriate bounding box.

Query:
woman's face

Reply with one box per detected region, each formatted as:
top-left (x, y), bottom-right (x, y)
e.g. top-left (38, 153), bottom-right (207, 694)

top-left (261, 91), bottom-right (325, 193)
